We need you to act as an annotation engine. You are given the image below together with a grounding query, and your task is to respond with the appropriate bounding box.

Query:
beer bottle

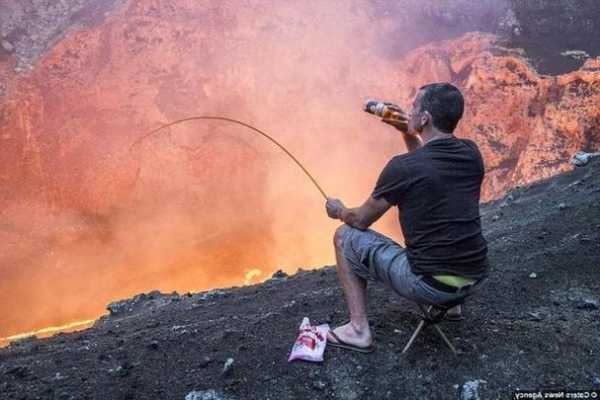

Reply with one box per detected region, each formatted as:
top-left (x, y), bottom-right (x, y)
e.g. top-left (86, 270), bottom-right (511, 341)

top-left (364, 100), bottom-right (406, 123)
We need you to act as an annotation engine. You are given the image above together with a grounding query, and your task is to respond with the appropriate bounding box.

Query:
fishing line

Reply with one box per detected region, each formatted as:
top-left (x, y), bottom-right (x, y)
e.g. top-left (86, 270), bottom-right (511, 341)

top-left (130, 116), bottom-right (328, 199)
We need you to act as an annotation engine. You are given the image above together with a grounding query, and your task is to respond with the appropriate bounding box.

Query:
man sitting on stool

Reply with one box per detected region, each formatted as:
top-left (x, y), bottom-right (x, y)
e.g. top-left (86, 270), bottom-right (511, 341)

top-left (325, 83), bottom-right (489, 352)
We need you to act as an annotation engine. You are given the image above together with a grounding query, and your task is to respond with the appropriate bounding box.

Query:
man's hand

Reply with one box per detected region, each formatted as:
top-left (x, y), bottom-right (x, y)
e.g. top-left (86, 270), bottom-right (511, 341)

top-left (326, 198), bottom-right (346, 219)
top-left (381, 104), bottom-right (409, 134)
top-left (381, 103), bottom-right (422, 152)
top-left (326, 196), bottom-right (392, 230)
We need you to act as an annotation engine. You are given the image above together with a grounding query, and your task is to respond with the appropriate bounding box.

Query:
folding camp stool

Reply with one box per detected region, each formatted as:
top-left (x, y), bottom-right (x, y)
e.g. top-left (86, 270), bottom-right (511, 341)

top-left (401, 294), bottom-right (470, 355)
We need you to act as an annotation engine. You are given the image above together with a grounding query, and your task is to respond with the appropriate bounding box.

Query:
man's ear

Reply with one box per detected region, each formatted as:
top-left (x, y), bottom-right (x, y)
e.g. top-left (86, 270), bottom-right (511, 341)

top-left (420, 111), bottom-right (431, 128)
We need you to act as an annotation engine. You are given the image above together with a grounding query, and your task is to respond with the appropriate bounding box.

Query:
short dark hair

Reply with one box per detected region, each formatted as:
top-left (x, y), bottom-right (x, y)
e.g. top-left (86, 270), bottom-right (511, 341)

top-left (418, 83), bottom-right (464, 133)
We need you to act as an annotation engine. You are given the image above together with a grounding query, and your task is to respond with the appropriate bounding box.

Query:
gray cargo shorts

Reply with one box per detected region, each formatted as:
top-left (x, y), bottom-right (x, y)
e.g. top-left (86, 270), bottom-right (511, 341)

top-left (340, 226), bottom-right (477, 306)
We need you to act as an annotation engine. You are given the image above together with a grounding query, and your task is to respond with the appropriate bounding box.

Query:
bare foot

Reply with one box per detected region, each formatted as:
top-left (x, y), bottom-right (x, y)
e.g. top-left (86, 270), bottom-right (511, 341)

top-left (327, 322), bottom-right (373, 348)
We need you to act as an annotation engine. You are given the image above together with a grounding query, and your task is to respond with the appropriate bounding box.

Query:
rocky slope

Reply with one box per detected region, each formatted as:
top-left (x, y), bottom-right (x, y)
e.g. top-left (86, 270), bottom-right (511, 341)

top-left (1, 158), bottom-right (599, 399)
top-left (0, 0), bottom-right (599, 347)
top-left (509, 0), bottom-right (600, 74)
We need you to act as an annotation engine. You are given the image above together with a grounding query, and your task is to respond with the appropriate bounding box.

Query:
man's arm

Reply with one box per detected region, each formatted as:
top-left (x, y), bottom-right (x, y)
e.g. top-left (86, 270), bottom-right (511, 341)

top-left (326, 196), bottom-right (392, 230)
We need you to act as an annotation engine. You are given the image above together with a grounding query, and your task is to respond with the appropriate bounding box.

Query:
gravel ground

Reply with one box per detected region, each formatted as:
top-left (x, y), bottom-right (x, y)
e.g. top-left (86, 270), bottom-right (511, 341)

top-left (1, 160), bottom-right (599, 399)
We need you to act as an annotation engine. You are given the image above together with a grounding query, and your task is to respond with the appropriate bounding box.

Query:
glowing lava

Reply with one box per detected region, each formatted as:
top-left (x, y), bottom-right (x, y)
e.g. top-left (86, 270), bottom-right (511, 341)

top-left (0, 319), bottom-right (96, 346)
top-left (244, 269), bottom-right (264, 285)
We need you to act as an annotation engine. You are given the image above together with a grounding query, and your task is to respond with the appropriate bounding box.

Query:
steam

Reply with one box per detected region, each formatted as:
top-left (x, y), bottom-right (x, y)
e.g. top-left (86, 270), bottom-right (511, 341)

top-left (0, 0), bottom-right (510, 339)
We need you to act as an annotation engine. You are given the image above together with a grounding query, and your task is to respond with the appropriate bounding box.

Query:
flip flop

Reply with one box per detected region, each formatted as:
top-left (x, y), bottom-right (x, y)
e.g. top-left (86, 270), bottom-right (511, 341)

top-left (327, 330), bottom-right (376, 354)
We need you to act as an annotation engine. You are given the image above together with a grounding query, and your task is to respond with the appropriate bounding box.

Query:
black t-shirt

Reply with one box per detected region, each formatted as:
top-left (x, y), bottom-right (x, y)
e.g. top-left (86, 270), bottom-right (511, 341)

top-left (372, 137), bottom-right (489, 280)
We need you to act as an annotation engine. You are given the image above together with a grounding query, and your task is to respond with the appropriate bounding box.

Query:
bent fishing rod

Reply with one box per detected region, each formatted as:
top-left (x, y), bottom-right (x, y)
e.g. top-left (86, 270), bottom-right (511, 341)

top-left (130, 116), bottom-right (328, 200)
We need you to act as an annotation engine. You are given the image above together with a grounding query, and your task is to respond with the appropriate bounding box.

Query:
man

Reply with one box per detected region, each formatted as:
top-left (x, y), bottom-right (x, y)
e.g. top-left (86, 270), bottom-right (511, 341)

top-left (325, 83), bottom-right (489, 352)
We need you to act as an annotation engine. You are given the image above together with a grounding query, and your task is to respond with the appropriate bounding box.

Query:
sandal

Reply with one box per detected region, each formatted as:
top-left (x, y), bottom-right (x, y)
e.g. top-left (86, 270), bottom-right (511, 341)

top-left (327, 331), bottom-right (376, 353)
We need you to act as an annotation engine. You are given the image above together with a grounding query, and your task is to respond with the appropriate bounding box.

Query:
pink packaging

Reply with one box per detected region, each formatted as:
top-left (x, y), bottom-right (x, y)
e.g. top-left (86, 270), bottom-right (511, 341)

top-left (288, 317), bottom-right (330, 362)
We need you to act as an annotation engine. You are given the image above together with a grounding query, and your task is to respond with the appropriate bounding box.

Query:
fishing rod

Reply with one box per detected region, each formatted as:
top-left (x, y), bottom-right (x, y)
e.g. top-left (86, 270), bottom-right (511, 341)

top-left (130, 116), bottom-right (328, 200)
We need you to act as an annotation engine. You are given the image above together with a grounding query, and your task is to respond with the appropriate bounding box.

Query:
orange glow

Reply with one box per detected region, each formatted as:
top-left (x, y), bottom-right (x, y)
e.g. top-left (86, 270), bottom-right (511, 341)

top-left (1, 1), bottom-right (597, 343)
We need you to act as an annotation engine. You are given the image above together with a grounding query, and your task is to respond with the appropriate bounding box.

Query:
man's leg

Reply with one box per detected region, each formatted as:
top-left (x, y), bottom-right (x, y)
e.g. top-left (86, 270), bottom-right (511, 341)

top-left (327, 225), bottom-right (373, 348)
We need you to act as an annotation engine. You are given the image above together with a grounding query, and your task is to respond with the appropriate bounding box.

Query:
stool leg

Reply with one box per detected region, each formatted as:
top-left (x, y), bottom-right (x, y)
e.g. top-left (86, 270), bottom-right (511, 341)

top-left (433, 325), bottom-right (457, 354)
top-left (402, 319), bottom-right (426, 354)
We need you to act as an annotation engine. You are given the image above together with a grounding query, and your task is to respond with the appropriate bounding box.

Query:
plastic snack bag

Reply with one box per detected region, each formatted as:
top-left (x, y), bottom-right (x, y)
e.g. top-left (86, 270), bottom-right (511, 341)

top-left (288, 317), bottom-right (330, 362)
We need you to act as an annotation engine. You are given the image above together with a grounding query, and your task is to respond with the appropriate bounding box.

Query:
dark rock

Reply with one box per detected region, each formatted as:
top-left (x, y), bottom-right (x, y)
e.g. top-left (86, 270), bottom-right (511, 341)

top-left (52, 372), bottom-right (66, 381)
top-left (6, 366), bottom-right (30, 378)
top-left (146, 340), bottom-right (159, 350)
top-left (198, 356), bottom-right (212, 368)
top-left (58, 392), bottom-right (72, 400)
top-left (109, 362), bottom-right (132, 378)
top-left (312, 380), bottom-right (327, 390)
top-left (197, 289), bottom-right (226, 301)
top-left (527, 311), bottom-right (542, 321)
top-left (576, 299), bottom-right (599, 310)
top-left (111, 366), bottom-right (129, 378)
top-left (578, 235), bottom-right (592, 243)
top-left (271, 269), bottom-right (288, 279)
top-left (107, 291), bottom-right (179, 316)
top-left (146, 321), bottom-right (160, 328)
top-left (221, 329), bottom-right (236, 339)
